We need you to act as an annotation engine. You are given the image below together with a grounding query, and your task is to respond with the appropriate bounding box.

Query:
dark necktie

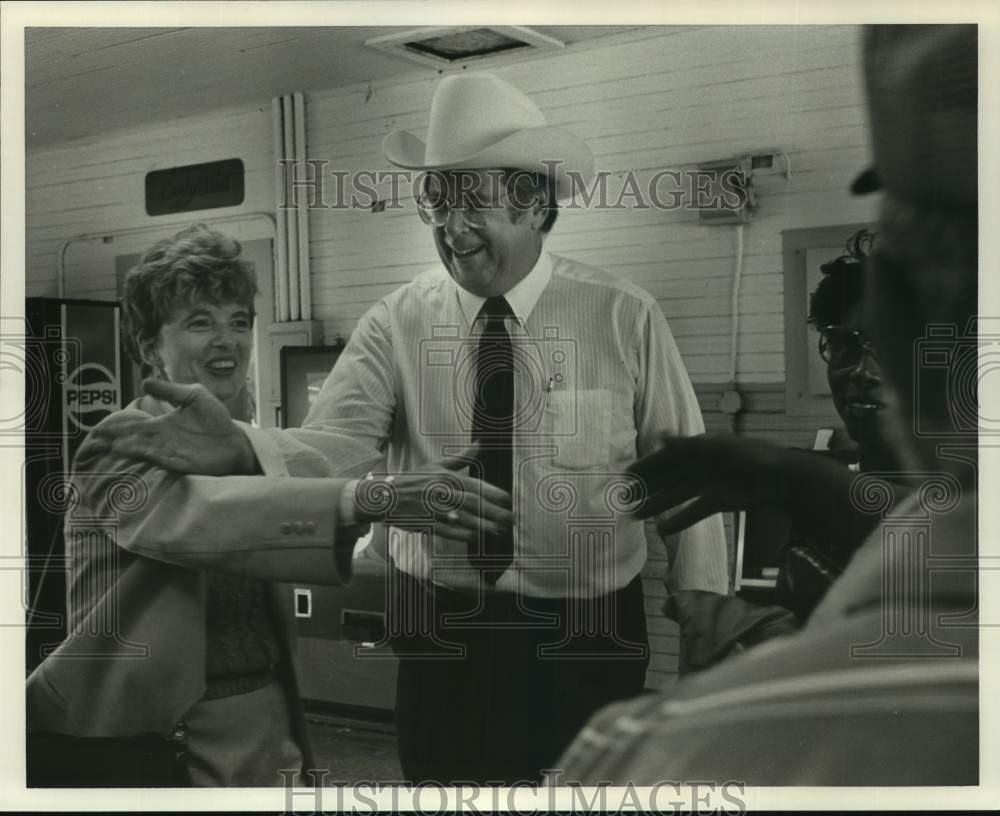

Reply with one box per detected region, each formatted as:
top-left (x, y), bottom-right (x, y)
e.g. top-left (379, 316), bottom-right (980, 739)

top-left (470, 296), bottom-right (515, 584)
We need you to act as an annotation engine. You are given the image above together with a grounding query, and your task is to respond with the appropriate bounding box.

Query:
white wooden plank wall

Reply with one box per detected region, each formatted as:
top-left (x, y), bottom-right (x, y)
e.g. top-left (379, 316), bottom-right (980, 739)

top-left (304, 24), bottom-right (880, 384)
top-left (299, 25), bottom-right (878, 688)
top-left (25, 25), bottom-right (879, 372)
top-left (24, 25), bottom-right (880, 690)
top-left (26, 106), bottom-right (275, 299)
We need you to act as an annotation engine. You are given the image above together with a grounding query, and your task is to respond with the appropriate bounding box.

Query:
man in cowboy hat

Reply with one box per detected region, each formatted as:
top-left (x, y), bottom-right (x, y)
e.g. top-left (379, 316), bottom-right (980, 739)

top-left (363, 72), bottom-right (727, 783)
top-left (556, 24), bottom-right (979, 786)
top-left (86, 72), bottom-right (728, 783)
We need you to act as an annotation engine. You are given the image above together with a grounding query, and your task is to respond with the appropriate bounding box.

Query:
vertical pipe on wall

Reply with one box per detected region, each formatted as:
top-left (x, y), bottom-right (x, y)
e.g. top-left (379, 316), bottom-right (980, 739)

top-left (271, 96), bottom-right (290, 322)
top-left (293, 92), bottom-right (311, 321)
top-left (726, 223), bottom-right (745, 434)
top-left (282, 94), bottom-right (301, 322)
top-left (729, 224), bottom-right (744, 386)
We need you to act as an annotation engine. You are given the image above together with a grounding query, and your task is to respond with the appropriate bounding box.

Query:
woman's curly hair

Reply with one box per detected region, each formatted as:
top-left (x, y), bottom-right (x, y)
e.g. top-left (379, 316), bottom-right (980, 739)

top-left (121, 223), bottom-right (258, 367)
top-left (807, 228), bottom-right (876, 328)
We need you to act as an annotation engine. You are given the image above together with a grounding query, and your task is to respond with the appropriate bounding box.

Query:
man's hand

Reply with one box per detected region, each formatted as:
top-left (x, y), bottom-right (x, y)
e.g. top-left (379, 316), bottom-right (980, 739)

top-left (353, 446), bottom-right (514, 545)
top-left (627, 433), bottom-right (795, 535)
top-left (81, 379), bottom-right (257, 476)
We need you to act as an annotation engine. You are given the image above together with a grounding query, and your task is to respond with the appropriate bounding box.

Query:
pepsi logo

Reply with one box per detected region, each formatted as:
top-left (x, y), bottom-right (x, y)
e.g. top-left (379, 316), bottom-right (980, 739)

top-left (65, 362), bottom-right (120, 431)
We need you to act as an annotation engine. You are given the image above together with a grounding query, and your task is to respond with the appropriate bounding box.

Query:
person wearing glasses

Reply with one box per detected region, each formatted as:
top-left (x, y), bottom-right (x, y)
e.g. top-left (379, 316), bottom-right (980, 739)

top-left (633, 228), bottom-right (900, 676)
top-left (81, 73), bottom-right (728, 784)
top-left (558, 24), bottom-right (977, 786)
top-left (811, 229), bottom-right (896, 474)
top-left (769, 227), bottom-right (902, 619)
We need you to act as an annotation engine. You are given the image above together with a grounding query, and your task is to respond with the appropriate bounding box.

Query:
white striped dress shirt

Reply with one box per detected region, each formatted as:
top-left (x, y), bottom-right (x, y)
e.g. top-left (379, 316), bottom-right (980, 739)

top-left (296, 249), bottom-right (728, 598)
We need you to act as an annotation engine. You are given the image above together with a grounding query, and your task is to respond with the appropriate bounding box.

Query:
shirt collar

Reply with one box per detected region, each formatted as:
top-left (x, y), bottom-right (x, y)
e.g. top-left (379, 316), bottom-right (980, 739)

top-left (454, 249), bottom-right (553, 328)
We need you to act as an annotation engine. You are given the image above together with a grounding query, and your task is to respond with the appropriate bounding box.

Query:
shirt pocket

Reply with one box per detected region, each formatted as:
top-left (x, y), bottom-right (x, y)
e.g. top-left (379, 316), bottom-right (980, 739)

top-left (542, 388), bottom-right (612, 469)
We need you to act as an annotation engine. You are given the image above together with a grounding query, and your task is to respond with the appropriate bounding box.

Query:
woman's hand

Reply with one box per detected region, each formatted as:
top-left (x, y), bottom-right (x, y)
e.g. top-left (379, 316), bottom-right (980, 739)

top-left (80, 379), bottom-right (257, 476)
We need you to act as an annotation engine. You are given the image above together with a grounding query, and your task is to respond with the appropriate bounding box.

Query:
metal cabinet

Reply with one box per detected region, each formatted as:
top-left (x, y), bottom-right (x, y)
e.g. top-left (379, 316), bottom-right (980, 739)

top-left (285, 538), bottom-right (398, 717)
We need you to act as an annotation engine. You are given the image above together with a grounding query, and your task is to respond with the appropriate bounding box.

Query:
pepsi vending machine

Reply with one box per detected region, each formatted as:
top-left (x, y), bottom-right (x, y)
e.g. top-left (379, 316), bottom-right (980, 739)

top-left (24, 297), bottom-right (127, 670)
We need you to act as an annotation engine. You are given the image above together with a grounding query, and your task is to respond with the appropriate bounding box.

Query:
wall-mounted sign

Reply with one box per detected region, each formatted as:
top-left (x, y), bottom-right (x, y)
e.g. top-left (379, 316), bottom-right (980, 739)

top-left (145, 158), bottom-right (245, 215)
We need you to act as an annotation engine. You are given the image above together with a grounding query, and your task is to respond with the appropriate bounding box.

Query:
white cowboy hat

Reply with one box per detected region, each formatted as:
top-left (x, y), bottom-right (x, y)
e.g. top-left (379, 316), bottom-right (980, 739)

top-left (383, 73), bottom-right (594, 201)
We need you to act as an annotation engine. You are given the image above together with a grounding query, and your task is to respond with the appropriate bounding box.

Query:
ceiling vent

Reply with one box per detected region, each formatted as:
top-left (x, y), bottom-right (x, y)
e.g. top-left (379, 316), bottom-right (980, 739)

top-left (365, 26), bottom-right (564, 69)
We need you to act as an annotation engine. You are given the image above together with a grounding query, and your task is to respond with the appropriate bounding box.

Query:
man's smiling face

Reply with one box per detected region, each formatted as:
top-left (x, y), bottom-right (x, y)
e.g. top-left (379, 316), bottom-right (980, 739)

top-left (428, 169), bottom-right (544, 298)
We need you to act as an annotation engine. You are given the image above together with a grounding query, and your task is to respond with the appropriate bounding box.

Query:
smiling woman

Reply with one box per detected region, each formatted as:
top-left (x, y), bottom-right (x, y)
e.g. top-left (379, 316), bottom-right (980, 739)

top-left (25, 223), bottom-right (331, 787)
top-left (807, 229), bottom-right (897, 471)
top-left (144, 300), bottom-right (253, 412)
top-left (123, 224), bottom-right (258, 421)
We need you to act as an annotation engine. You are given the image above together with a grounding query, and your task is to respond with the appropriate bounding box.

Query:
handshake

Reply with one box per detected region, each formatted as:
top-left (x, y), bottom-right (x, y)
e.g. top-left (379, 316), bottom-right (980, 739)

top-left (82, 379), bottom-right (514, 546)
top-left (348, 450), bottom-right (513, 545)
top-left (83, 379), bottom-right (864, 549)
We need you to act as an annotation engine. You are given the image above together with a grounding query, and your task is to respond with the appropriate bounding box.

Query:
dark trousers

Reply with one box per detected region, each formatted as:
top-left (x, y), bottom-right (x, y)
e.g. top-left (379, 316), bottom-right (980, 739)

top-left (387, 567), bottom-right (649, 785)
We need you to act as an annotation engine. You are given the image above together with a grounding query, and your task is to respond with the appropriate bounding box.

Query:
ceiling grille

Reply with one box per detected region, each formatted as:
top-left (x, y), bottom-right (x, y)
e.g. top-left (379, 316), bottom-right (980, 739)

top-left (366, 26), bottom-right (563, 69)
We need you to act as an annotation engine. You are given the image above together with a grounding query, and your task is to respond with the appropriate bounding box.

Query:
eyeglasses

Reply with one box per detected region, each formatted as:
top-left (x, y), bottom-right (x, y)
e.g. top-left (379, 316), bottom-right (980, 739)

top-left (417, 196), bottom-right (498, 229)
top-left (818, 325), bottom-right (879, 369)
top-left (415, 173), bottom-right (518, 229)
top-left (416, 189), bottom-right (507, 229)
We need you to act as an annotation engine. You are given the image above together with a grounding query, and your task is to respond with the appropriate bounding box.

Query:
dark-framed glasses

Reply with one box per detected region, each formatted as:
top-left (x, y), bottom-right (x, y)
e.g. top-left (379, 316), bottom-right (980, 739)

top-left (818, 325), bottom-right (879, 369)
